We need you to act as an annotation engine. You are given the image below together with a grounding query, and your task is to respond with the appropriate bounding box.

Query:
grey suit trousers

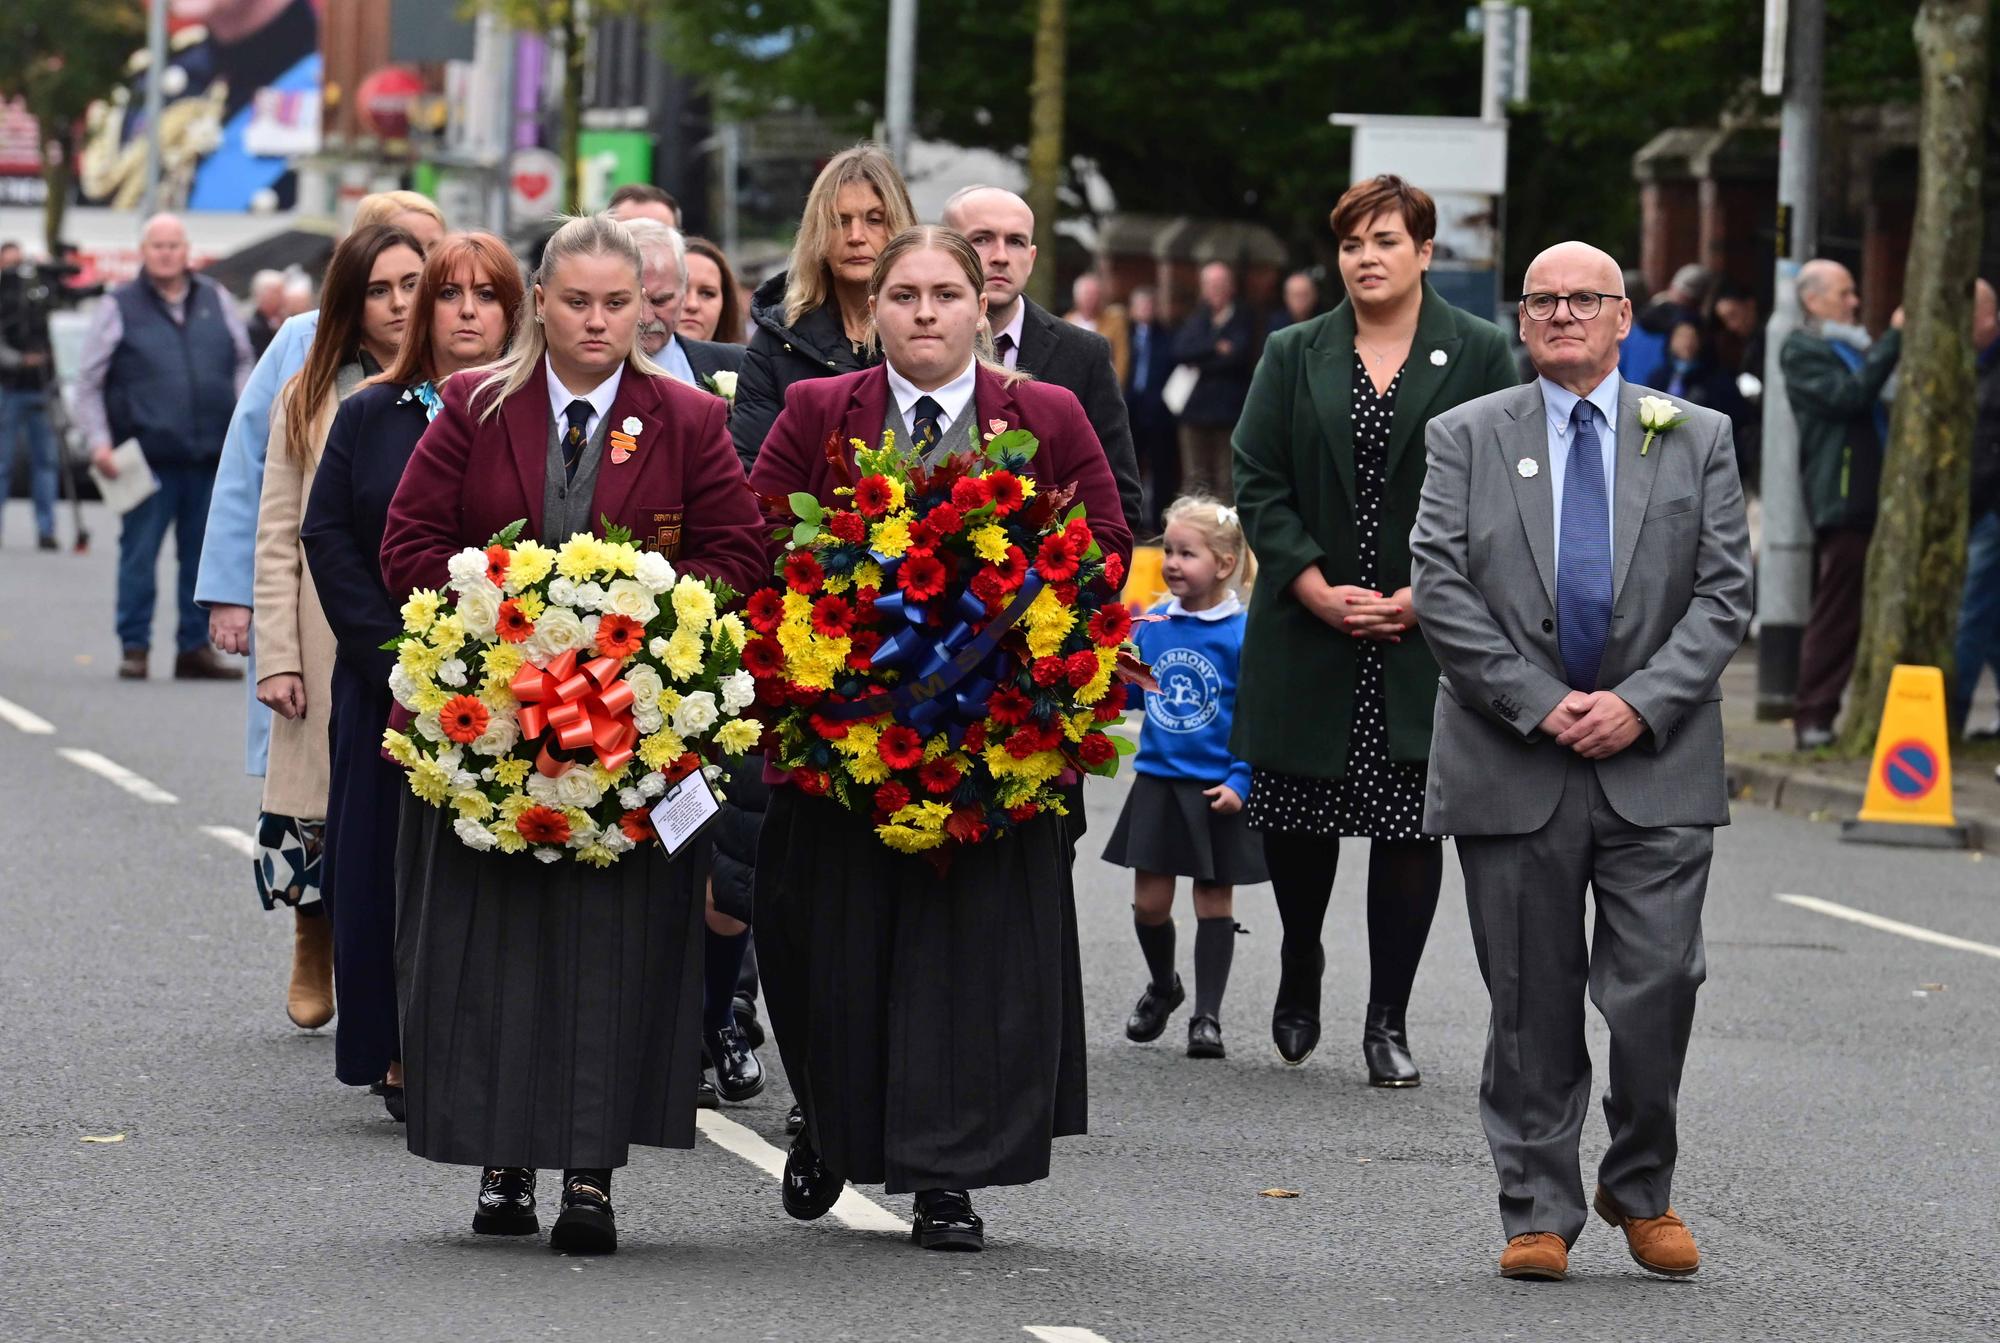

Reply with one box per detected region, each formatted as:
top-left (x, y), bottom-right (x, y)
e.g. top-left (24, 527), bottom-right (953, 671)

top-left (1456, 755), bottom-right (1711, 1245)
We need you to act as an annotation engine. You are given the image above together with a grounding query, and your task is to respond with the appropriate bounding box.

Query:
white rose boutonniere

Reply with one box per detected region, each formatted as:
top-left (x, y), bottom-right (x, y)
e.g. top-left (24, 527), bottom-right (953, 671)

top-left (1636, 395), bottom-right (1690, 457)
top-left (700, 370), bottom-right (738, 405)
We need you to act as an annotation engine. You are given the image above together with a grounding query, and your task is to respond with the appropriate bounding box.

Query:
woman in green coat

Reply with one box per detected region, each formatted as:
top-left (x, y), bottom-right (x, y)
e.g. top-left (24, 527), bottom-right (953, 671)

top-left (1231, 176), bottom-right (1518, 1085)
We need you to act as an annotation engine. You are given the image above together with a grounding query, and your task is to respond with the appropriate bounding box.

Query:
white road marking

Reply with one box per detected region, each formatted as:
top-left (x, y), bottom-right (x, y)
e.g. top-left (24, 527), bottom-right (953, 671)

top-left (0, 692), bottom-right (54, 734)
top-left (200, 825), bottom-right (256, 858)
top-left (1777, 893), bottom-right (2000, 962)
top-left (694, 1108), bottom-right (908, 1232)
top-left (57, 748), bottom-right (177, 804)
top-left (1025, 1329), bottom-right (1117, 1343)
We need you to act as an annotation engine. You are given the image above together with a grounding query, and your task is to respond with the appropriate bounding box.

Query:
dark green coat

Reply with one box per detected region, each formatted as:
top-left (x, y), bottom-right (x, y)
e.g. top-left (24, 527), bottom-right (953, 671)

top-left (1230, 283), bottom-right (1517, 777)
top-left (1780, 326), bottom-right (1900, 532)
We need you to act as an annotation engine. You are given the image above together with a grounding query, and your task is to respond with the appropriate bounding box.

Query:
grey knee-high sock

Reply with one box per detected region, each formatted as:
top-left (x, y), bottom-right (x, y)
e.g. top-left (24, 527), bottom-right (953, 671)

top-left (1193, 916), bottom-right (1235, 1021)
top-left (1133, 914), bottom-right (1176, 992)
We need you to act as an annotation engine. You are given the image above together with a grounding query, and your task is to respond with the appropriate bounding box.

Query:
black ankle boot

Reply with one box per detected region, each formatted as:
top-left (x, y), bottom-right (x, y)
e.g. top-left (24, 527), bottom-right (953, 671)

top-left (1362, 1002), bottom-right (1421, 1087)
top-left (1271, 944), bottom-right (1324, 1065)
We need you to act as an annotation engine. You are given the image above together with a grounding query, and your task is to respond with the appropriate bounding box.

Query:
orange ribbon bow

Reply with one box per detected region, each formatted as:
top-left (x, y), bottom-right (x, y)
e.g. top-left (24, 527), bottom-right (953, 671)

top-left (510, 648), bottom-right (639, 777)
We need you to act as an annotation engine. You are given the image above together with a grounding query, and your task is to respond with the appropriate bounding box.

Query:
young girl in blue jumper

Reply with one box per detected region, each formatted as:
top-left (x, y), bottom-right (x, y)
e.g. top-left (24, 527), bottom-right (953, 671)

top-left (1103, 496), bottom-right (1266, 1058)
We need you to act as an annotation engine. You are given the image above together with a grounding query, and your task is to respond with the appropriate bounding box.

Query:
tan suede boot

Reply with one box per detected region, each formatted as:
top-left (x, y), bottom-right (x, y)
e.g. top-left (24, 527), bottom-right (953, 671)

top-left (287, 908), bottom-right (334, 1029)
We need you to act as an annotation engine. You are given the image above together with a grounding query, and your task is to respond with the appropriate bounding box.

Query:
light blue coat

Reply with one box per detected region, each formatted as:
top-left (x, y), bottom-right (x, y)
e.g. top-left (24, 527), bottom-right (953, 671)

top-left (194, 310), bottom-right (318, 777)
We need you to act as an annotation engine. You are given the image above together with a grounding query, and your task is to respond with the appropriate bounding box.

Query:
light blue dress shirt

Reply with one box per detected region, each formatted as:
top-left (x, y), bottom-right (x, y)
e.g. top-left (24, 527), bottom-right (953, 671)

top-left (657, 335), bottom-right (696, 386)
top-left (1538, 371), bottom-right (1620, 574)
top-left (193, 309), bottom-right (319, 777)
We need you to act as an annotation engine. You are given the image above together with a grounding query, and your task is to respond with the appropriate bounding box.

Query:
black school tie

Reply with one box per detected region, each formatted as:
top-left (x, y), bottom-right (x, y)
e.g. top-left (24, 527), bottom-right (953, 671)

top-left (561, 399), bottom-right (593, 483)
top-left (992, 332), bottom-right (1015, 367)
top-left (910, 395), bottom-right (944, 457)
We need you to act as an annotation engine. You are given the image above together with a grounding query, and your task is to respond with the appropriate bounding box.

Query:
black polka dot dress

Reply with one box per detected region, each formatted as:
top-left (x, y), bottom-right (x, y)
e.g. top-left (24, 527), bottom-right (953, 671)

top-left (1245, 350), bottom-right (1429, 842)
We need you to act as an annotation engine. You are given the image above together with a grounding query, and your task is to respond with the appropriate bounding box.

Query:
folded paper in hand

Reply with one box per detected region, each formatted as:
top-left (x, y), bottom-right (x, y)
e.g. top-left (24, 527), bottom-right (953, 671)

top-left (1161, 364), bottom-right (1201, 418)
top-left (89, 440), bottom-right (159, 515)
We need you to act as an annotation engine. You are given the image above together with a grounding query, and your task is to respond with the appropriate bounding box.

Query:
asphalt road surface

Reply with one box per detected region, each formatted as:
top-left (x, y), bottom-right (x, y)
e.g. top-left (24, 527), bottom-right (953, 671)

top-left (3, 503), bottom-right (1997, 1342)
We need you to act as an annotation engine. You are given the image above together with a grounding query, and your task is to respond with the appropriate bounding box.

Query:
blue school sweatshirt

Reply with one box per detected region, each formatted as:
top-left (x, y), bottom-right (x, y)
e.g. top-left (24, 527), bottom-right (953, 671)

top-left (1132, 594), bottom-right (1253, 800)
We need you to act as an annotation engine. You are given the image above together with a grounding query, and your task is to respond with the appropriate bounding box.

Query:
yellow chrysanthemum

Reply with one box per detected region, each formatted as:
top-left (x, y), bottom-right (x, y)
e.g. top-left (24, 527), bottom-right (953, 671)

top-left (781, 590), bottom-right (812, 622)
top-left (400, 589), bottom-right (443, 634)
top-left (713, 613), bottom-right (748, 652)
top-left (922, 733), bottom-right (952, 762)
top-left (638, 729), bottom-right (689, 769)
top-left (1075, 648), bottom-right (1117, 705)
top-left (1063, 710), bottom-right (1092, 743)
top-left (427, 613), bottom-right (467, 657)
top-left (852, 561), bottom-right (884, 591)
top-left (452, 790), bottom-right (495, 821)
top-left (555, 535), bottom-right (602, 581)
top-left (508, 541), bottom-right (554, 588)
top-left (497, 792), bottom-right (536, 822)
top-left (970, 525), bottom-right (1011, 565)
top-left (494, 827), bottom-right (528, 854)
top-left (409, 758), bottom-right (453, 804)
top-left (870, 517), bottom-right (912, 559)
top-left (606, 542), bottom-right (639, 578)
top-left (845, 750), bottom-right (891, 785)
top-left (413, 682), bottom-right (452, 714)
top-left (514, 591), bottom-right (546, 621)
top-left (576, 844), bottom-right (618, 868)
top-left (890, 801), bottom-right (952, 831)
top-left (716, 718), bottom-right (761, 755)
top-left (482, 642), bottom-right (526, 680)
top-left (1022, 586), bottom-right (1076, 659)
top-left (657, 686), bottom-right (683, 716)
top-left (984, 742), bottom-right (1066, 787)
top-left (671, 578), bottom-right (716, 629)
top-left (492, 758), bottom-right (532, 788)
top-left (884, 479), bottom-right (906, 511)
top-left (662, 627), bottom-right (705, 679)
top-left (382, 729), bottom-right (419, 767)
top-left (876, 824), bottom-right (947, 853)
top-left (398, 638), bottom-right (442, 679)
top-left (1018, 475), bottom-right (1036, 500)
top-left (822, 572), bottom-right (851, 595)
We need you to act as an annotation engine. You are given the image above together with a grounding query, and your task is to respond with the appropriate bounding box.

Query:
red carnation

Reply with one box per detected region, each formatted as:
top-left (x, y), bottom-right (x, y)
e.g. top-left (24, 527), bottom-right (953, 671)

top-left (795, 768), bottom-right (831, 796)
top-left (784, 551), bottom-right (824, 593)
top-left (1065, 517), bottom-right (1093, 551)
top-left (970, 568), bottom-right (1007, 605)
top-left (1065, 649), bottom-right (1100, 689)
top-left (595, 612), bottom-right (646, 660)
top-left (897, 553), bottom-right (948, 602)
top-left (918, 756), bottom-right (963, 795)
top-left (1103, 552), bottom-right (1126, 588)
top-left (874, 781), bottom-right (912, 815)
top-left (440, 694), bottom-right (490, 744)
top-left (484, 544), bottom-right (511, 586)
top-left (1088, 604), bottom-right (1133, 646)
top-left (926, 503), bottom-right (964, 535)
top-left (994, 546), bottom-right (1028, 591)
top-left (1054, 581), bottom-right (1080, 606)
top-left (811, 595), bottom-right (855, 638)
top-left (745, 587), bottom-right (786, 633)
top-left (1093, 700), bottom-right (1125, 722)
top-left (952, 476), bottom-right (990, 511)
top-left (516, 805), bottom-right (572, 846)
top-left (496, 599), bottom-right (534, 643)
top-left (1006, 727), bottom-right (1045, 760)
top-left (846, 627), bottom-right (884, 670)
top-left (853, 476), bottom-right (894, 518)
top-left (962, 721), bottom-right (987, 753)
top-left (945, 807), bottom-right (990, 844)
top-left (878, 724), bottom-right (926, 770)
top-left (1008, 803), bottom-right (1039, 822)
top-left (1078, 732), bottom-right (1117, 767)
top-left (1031, 656), bottom-right (1067, 688)
top-left (988, 685), bottom-right (1032, 726)
top-left (1037, 531), bottom-right (1081, 581)
top-left (828, 510), bottom-right (868, 544)
top-left (619, 808), bottom-right (655, 843)
top-left (743, 637), bottom-right (787, 679)
top-left (987, 471), bottom-right (1025, 515)
top-left (755, 677), bottom-right (789, 707)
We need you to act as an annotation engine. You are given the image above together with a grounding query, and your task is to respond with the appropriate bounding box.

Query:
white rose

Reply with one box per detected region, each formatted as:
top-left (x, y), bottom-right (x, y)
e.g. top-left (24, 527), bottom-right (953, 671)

top-left (471, 713), bottom-right (520, 758)
top-left (638, 771), bottom-right (667, 798)
top-left (648, 636), bottom-right (670, 659)
top-left (618, 787), bottom-right (646, 810)
top-left (526, 771), bottom-right (562, 804)
top-left (672, 690), bottom-right (720, 739)
top-left (575, 581), bottom-right (610, 613)
top-left (1637, 395), bottom-right (1682, 430)
top-left (534, 847), bottom-right (562, 864)
top-left (446, 548), bottom-right (492, 595)
top-left (621, 663), bottom-right (663, 704)
top-left (415, 710), bottom-right (444, 742)
top-left (530, 606), bottom-right (587, 659)
top-left (633, 704), bottom-right (664, 735)
top-left (548, 577), bottom-right (579, 607)
top-left (633, 551), bottom-right (676, 594)
top-left (553, 767), bottom-right (605, 809)
top-left (388, 663), bottom-right (420, 711)
top-left (719, 669), bottom-right (756, 714)
top-left (581, 613), bottom-right (602, 648)
top-left (710, 370), bottom-right (738, 401)
top-left (453, 818), bottom-right (500, 851)
top-left (604, 579), bottom-right (660, 623)
top-left (436, 657), bottom-right (468, 688)
top-left (457, 586), bottom-right (501, 639)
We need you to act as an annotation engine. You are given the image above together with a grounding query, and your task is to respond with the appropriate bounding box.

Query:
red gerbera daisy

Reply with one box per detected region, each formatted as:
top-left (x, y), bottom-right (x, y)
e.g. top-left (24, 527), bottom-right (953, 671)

top-left (828, 510), bottom-right (869, 545)
top-left (516, 805), bottom-right (572, 846)
top-left (808, 711), bottom-right (850, 740)
top-left (1031, 656), bottom-right (1067, 688)
top-left (853, 476), bottom-right (894, 518)
top-left (1087, 604), bottom-right (1133, 646)
top-left (875, 781), bottom-right (912, 815)
top-left (988, 685), bottom-right (1032, 726)
top-left (595, 612), bottom-right (646, 659)
top-left (743, 637), bottom-right (787, 679)
top-left (784, 551), bottom-right (824, 593)
top-left (1078, 731), bottom-right (1117, 767)
top-left (440, 694), bottom-right (491, 744)
top-left (987, 471), bottom-right (1024, 516)
top-left (811, 595), bottom-right (855, 638)
top-left (918, 756), bottom-right (963, 795)
top-left (907, 520), bottom-right (941, 551)
top-left (619, 808), bottom-right (655, 843)
top-left (485, 544), bottom-right (511, 587)
top-left (994, 546), bottom-right (1028, 591)
top-left (846, 627), bottom-right (884, 670)
top-left (496, 599), bottom-right (534, 643)
top-left (1065, 649), bottom-right (1100, 689)
top-left (951, 476), bottom-right (990, 511)
top-left (1036, 531), bottom-right (1081, 582)
top-left (877, 725), bottom-right (925, 770)
top-left (896, 553), bottom-right (948, 602)
top-left (745, 587), bottom-right (786, 633)
top-left (1103, 551), bottom-right (1126, 589)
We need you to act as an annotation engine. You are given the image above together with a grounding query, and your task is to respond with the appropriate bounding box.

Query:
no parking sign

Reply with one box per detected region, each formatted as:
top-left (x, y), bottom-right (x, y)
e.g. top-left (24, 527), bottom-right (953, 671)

top-left (1843, 665), bottom-right (1968, 849)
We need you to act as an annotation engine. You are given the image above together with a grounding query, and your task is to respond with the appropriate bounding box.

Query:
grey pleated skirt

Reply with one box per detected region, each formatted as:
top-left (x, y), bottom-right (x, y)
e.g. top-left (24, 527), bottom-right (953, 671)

top-left (1102, 773), bottom-right (1269, 885)
top-left (394, 795), bottom-right (706, 1169)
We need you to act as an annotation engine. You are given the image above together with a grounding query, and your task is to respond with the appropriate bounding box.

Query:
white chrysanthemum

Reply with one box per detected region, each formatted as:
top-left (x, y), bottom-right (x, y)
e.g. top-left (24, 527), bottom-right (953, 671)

top-left (719, 670), bottom-right (756, 714)
top-left (534, 847), bottom-right (562, 864)
top-left (388, 663), bottom-right (420, 710)
top-left (633, 551), bottom-right (676, 594)
top-left (638, 771), bottom-right (667, 798)
top-left (671, 690), bottom-right (720, 740)
top-left (446, 548), bottom-right (491, 594)
top-left (574, 581), bottom-right (609, 613)
top-left (601, 827), bottom-right (636, 855)
top-left (437, 748), bottom-right (464, 773)
top-left (548, 577), bottom-right (579, 607)
top-left (454, 818), bottom-right (500, 851)
top-left (618, 786), bottom-right (646, 810)
top-left (457, 586), bottom-right (501, 639)
top-left (437, 657), bottom-right (468, 688)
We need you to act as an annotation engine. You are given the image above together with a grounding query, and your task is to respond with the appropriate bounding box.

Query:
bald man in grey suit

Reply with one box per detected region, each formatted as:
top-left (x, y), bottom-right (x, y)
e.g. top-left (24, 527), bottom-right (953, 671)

top-left (1410, 242), bottom-right (1752, 1283)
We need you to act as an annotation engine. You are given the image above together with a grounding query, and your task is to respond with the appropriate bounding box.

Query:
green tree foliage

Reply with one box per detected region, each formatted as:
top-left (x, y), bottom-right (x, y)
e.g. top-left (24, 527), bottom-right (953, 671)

top-left (0, 0), bottom-right (144, 244)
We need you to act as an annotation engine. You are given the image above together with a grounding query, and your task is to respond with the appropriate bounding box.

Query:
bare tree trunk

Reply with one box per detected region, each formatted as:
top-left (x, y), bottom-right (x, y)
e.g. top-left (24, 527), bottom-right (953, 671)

top-left (561, 0), bottom-right (584, 213)
top-left (1840, 0), bottom-right (1990, 751)
top-left (1024, 0), bottom-right (1065, 311)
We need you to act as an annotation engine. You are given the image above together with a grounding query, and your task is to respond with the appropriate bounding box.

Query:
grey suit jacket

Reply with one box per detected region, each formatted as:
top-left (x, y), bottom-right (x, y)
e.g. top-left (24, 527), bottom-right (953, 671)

top-left (1409, 378), bottom-right (1752, 834)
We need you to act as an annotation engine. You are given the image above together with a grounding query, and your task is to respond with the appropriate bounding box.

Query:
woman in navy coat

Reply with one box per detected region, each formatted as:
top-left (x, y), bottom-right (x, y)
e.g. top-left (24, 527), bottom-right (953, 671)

top-left (300, 233), bottom-right (521, 1110)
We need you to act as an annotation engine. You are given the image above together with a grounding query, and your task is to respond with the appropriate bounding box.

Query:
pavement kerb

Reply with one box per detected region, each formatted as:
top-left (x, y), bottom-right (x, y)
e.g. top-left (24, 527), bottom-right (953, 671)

top-left (1725, 755), bottom-right (1992, 850)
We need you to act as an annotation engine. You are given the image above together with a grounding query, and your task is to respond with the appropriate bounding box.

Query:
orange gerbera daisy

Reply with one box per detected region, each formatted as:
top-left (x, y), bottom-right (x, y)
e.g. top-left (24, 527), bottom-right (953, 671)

top-left (595, 612), bottom-right (645, 660)
top-left (497, 599), bottom-right (534, 643)
top-left (440, 694), bottom-right (491, 744)
top-left (515, 805), bottom-right (572, 846)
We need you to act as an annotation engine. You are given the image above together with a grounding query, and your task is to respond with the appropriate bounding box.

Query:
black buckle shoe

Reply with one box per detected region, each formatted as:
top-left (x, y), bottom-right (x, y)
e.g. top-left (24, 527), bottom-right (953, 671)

top-left (784, 1102), bottom-right (805, 1136)
top-left (733, 993), bottom-right (766, 1049)
top-left (473, 1167), bottom-right (538, 1236)
top-left (549, 1176), bottom-right (617, 1254)
top-left (1272, 945), bottom-right (1324, 1066)
top-left (1363, 1003), bottom-right (1421, 1087)
top-left (1125, 974), bottom-right (1185, 1043)
top-left (1186, 1014), bottom-right (1225, 1059)
top-left (706, 1022), bottom-right (766, 1102)
top-left (782, 1133), bottom-right (842, 1221)
top-left (911, 1189), bottom-right (984, 1251)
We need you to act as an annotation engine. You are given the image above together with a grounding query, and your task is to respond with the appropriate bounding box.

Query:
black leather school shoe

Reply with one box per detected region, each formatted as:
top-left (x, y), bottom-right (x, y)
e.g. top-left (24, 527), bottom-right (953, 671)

top-left (1125, 974), bottom-right (1185, 1043)
top-left (472, 1167), bottom-right (538, 1236)
top-left (706, 1021), bottom-right (766, 1102)
top-left (549, 1175), bottom-right (617, 1254)
top-left (1363, 1003), bottom-right (1421, 1087)
top-left (1186, 1014), bottom-right (1225, 1059)
top-left (782, 1132), bottom-right (842, 1221)
top-left (911, 1189), bottom-right (984, 1251)
top-left (785, 1102), bottom-right (806, 1135)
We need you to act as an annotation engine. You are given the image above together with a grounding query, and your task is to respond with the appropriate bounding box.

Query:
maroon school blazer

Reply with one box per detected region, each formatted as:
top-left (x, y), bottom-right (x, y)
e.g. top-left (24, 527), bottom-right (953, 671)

top-left (745, 362), bottom-right (1134, 572)
top-left (379, 364), bottom-right (767, 600)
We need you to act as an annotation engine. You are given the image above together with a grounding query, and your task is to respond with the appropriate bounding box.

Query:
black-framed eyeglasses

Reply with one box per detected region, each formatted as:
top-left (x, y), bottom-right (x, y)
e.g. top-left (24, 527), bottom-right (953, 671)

top-left (1518, 291), bottom-right (1624, 322)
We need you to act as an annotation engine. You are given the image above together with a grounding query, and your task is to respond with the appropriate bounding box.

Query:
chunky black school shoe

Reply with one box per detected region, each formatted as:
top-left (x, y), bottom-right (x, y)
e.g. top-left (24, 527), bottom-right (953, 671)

top-left (548, 1175), bottom-right (616, 1255)
top-left (472, 1167), bottom-right (538, 1236)
top-left (911, 1189), bottom-right (984, 1251)
top-left (706, 1022), bottom-right (766, 1102)
top-left (1186, 1014), bottom-right (1225, 1059)
top-left (782, 1133), bottom-right (842, 1222)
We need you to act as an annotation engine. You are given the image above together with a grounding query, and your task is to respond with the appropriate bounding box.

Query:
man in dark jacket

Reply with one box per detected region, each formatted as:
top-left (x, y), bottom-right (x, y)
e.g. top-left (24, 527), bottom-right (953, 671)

top-left (1171, 262), bottom-right (1254, 502)
top-left (1953, 278), bottom-right (2000, 735)
top-left (77, 213), bottom-right (252, 681)
top-left (1780, 258), bottom-right (1902, 748)
top-left (942, 185), bottom-right (1146, 542)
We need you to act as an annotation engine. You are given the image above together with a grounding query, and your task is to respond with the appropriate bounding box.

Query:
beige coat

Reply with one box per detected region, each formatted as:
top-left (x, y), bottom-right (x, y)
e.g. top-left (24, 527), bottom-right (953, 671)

top-left (253, 365), bottom-right (364, 819)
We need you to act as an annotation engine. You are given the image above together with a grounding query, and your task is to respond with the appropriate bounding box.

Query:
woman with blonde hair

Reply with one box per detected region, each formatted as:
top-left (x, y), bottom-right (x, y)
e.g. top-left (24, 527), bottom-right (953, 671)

top-left (379, 213), bottom-right (765, 1254)
top-left (729, 142), bottom-right (916, 470)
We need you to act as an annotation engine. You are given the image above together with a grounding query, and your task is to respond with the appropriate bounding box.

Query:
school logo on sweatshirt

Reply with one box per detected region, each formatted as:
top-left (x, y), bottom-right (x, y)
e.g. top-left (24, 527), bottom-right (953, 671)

top-left (1149, 647), bottom-right (1221, 734)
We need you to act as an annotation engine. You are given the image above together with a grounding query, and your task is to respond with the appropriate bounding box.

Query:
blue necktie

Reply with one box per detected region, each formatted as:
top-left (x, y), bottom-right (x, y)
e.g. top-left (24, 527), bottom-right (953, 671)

top-left (910, 394), bottom-right (944, 457)
top-left (561, 399), bottom-right (592, 483)
top-left (1556, 400), bottom-right (1613, 691)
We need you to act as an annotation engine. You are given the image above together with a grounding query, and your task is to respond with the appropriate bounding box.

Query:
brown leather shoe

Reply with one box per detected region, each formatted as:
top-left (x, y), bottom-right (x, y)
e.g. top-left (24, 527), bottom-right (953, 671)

top-left (117, 647), bottom-right (149, 680)
top-left (1594, 1185), bottom-right (1700, 1277)
top-left (287, 908), bottom-right (334, 1029)
top-left (175, 647), bottom-right (244, 680)
top-left (1499, 1232), bottom-right (1569, 1281)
